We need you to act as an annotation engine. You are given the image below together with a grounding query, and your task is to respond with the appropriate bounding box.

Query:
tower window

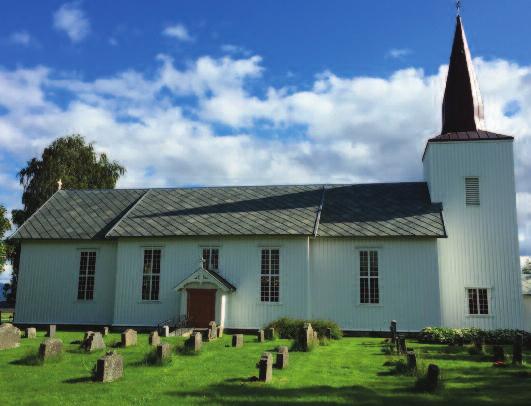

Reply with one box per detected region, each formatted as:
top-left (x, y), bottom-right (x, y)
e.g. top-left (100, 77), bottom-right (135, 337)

top-left (465, 177), bottom-right (480, 206)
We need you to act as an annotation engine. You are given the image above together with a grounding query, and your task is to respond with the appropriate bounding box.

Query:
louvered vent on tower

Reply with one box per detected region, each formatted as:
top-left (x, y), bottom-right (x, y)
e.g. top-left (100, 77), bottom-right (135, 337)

top-left (465, 177), bottom-right (480, 206)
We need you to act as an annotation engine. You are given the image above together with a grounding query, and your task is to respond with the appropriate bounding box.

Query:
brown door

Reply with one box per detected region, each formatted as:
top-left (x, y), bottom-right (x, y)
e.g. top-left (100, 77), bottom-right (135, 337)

top-left (187, 289), bottom-right (216, 328)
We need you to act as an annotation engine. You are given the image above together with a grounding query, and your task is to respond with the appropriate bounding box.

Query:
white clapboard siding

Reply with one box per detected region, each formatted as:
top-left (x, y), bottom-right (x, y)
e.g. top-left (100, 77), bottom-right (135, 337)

top-left (15, 240), bottom-right (117, 325)
top-left (309, 237), bottom-right (441, 331)
top-left (423, 140), bottom-right (524, 329)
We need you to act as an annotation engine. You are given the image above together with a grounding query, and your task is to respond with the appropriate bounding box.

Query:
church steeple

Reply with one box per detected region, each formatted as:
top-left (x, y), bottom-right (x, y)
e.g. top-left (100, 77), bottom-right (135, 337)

top-left (441, 15), bottom-right (485, 134)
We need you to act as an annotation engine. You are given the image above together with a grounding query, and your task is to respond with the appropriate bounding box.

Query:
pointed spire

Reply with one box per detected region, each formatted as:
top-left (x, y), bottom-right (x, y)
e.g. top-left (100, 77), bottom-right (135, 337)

top-left (441, 15), bottom-right (485, 134)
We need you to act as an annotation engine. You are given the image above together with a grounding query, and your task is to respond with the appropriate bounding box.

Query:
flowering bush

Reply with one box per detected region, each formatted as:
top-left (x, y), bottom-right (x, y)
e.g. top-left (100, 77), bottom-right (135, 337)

top-left (419, 327), bottom-right (530, 346)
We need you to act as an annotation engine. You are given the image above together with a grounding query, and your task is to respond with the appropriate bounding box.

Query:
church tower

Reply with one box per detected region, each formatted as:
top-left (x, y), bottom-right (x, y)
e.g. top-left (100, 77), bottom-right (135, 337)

top-left (423, 15), bottom-right (523, 328)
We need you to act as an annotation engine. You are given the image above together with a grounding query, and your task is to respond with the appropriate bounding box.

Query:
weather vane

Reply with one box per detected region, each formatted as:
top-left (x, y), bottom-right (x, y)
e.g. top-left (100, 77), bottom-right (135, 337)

top-left (456, 0), bottom-right (461, 16)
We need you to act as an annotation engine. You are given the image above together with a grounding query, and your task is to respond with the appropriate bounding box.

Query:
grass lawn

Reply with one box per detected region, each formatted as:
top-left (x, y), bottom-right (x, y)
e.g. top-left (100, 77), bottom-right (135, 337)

top-left (0, 330), bottom-right (530, 405)
top-left (0, 311), bottom-right (14, 323)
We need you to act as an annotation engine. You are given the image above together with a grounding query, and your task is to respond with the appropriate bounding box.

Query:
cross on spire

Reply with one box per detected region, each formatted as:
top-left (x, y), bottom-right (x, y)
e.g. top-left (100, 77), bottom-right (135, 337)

top-left (456, 0), bottom-right (461, 16)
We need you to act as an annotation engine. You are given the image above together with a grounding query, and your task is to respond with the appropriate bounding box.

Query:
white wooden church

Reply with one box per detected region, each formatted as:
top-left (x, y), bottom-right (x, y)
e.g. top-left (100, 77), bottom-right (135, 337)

top-left (11, 16), bottom-right (524, 332)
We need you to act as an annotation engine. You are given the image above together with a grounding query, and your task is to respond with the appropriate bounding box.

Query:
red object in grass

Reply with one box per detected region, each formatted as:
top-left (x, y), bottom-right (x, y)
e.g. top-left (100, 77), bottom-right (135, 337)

top-left (493, 361), bottom-right (506, 368)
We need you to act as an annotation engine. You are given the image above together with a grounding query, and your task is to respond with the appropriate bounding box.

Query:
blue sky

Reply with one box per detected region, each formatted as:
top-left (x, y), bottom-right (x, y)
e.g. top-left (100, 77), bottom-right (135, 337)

top-left (1, 0), bottom-right (531, 257)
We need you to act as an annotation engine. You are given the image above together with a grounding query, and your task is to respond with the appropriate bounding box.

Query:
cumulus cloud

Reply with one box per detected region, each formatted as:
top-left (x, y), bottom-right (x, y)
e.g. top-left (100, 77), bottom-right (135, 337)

top-left (162, 23), bottom-right (193, 42)
top-left (53, 2), bottom-right (90, 42)
top-left (1, 52), bottom-right (531, 253)
top-left (8, 31), bottom-right (32, 46)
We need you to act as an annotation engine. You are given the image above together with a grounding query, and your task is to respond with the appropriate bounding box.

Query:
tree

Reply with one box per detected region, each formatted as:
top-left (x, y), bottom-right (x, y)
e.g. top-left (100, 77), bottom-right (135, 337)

top-left (0, 204), bottom-right (11, 271)
top-left (7, 134), bottom-right (125, 303)
top-left (523, 259), bottom-right (531, 275)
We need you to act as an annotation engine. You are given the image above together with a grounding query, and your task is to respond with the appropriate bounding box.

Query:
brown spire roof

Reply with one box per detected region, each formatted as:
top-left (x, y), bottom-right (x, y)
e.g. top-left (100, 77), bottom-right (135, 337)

top-left (427, 16), bottom-right (512, 144)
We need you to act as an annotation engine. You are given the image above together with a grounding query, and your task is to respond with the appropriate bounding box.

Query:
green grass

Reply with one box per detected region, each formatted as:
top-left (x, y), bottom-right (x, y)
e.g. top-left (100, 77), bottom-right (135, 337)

top-left (0, 331), bottom-right (529, 405)
top-left (0, 311), bottom-right (14, 323)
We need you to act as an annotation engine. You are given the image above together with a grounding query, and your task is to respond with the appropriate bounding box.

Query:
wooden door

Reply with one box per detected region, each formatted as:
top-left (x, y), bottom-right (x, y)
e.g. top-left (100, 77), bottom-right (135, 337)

top-left (187, 289), bottom-right (216, 328)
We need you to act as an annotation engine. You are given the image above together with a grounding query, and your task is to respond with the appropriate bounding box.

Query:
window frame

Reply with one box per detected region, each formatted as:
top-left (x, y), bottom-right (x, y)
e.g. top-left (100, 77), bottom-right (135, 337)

top-left (141, 247), bottom-right (163, 302)
top-left (358, 248), bottom-right (380, 305)
top-left (466, 287), bottom-right (490, 316)
top-left (76, 249), bottom-right (98, 301)
top-left (259, 247), bottom-right (280, 303)
top-left (201, 246), bottom-right (220, 272)
top-left (464, 176), bottom-right (480, 207)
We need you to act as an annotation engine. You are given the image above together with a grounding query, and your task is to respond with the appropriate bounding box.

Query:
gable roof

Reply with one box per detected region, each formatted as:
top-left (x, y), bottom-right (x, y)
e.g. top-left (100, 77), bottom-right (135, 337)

top-left (10, 182), bottom-right (446, 240)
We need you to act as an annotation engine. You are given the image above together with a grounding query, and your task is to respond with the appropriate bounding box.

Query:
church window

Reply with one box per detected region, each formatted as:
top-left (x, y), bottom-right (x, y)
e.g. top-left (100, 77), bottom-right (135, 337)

top-left (261, 248), bottom-right (279, 302)
top-left (142, 248), bottom-right (161, 301)
top-left (77, 251), bottom-right (96, 300)
top-left (360, 250), bottom-right (379, 304)
top-left (202, 247), bottom-right (219, 271)
top-left (467, 288), bottom-right (489, 315)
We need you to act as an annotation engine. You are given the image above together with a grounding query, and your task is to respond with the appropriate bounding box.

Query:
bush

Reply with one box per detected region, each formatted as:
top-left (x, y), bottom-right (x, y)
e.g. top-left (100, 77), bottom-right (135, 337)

top-left (265, 317), bottom-right (342, 340)
top-left (419, 327), bottom-right (530, 346)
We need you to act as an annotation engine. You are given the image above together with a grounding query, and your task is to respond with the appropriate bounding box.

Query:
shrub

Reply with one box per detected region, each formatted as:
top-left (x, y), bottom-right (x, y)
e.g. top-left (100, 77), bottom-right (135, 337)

top-left (265, 317), bottom-right (342, 340)
top-left (419, 327), bottom-right (530, 346)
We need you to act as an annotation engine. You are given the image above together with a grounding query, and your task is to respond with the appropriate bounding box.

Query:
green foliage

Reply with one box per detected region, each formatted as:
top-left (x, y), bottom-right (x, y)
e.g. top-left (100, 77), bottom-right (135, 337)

top-left (522, 259), bottom-right (531, 274)
top-left (0, 205), bottom-right (11, 272)
top-left (419, 327), bottom-right (530, 346)
top-left (265, 317), bottom-right (342, 340)
top-left (8, 134), bottom-right (125, 303)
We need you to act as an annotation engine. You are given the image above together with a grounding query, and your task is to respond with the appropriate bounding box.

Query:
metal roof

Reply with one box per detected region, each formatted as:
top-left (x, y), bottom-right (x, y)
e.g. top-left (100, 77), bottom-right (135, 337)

top-left (11, 183), bottom-right (446, 240)
top-left (428, 130), bottom-right (513, 143)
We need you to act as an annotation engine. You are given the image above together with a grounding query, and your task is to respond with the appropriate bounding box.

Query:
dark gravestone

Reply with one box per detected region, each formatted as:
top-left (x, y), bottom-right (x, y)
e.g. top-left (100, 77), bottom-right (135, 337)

top-left (186, 332), bottom-right (202, 352)
top-left (83, 332), bottom-right (105, 352)
top-left (325, 328), bottom-right (332, 340)
top-left (157, 343), bottom-right (172, 361)
top-left (390, 320), bottom-right (397, 343)
top-left (299, 323), bottom-right (316, 351)
top-left (149, 331), bottom-right (160, 347)
top-left (257, 352), bottom-right (273, 382)
top-left (39, 338), bottom-right (63, 360)
top-left (512, 334), bottom-right (523, 365)
top-left (257, 329), bottom-right (265, 343)
top-left (493, 345), bottom-right (505, 362)
top-left (276, 346), bottom-right (289, 369)
top-left (161, 325), bottom-right (170, 337)
top-left (426, 364), bottom-right (440, 390)
top-left (101, 326), bottom-right (109, 336)
top-left (26, 327), bottom-right (37, 339)
top-left (232, 334), bottom-right (244, 348)
top-left (0, 323), bottom-right (21, 350)
top-left (406, 351), bottom-right (417, 371)
top-left (121, 329), bottom-right (137, 347)
top-left (95, 351), bottom-right (123, 382)
top-left (265, 328), bottom-right (275, 340)
top-left (473, 336), bottom-right (485, 353)
top-left (46, 325), bottom-right (56, 338)
top-left (208, 321), bottom-right (217, 341)
top-left (397, 334), bottom-right (407, 354)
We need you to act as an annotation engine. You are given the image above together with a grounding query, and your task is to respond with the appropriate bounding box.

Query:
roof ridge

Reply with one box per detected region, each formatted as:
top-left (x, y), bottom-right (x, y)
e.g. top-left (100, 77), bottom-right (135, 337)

top-left (104, 189), bottom-right (151, 238)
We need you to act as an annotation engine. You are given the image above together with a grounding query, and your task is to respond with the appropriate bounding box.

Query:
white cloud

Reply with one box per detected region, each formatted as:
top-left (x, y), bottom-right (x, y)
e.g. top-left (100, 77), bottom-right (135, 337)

top-left (162, 23), bottom-right (193, 42)
top-left (1, 54), bottom-right (531, 253)
top-left (8, 31), bottom-right (32, 46)
top-left (386, 48), bottom-right (412, 59)
top-left (221, 44), bottom-right (251, 56)
top-left (53, 2), bottom-right (90, 43)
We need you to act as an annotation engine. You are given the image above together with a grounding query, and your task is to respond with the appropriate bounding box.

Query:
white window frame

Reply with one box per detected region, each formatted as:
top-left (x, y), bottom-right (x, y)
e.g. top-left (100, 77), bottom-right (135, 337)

top-left (466, 287), bottom-right (490, 316)
top-left (358, 249), bottom-right (380, 305)
top-left (260, 247), bottom-right (280, 303)
top-left (141, 247), bottom-right (163, 301)
top-left (76, 249), bottom-right (97, 301)
top-left (201, 246), bottom-right (220, 272)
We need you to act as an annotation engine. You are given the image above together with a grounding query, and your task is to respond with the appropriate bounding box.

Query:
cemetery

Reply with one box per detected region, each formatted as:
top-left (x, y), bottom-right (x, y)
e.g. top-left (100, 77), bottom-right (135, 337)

top-left (0, 320), bottom-right (529, 404)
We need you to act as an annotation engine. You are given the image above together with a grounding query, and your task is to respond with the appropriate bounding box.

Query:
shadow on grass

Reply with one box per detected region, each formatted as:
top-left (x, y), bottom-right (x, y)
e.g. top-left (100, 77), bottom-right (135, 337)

top-left (64, 376), bottom-right (93, 384)
top-left (10, 351), bottom-right (43, 366)
top-left (131, 349), bottom-right (173, 367)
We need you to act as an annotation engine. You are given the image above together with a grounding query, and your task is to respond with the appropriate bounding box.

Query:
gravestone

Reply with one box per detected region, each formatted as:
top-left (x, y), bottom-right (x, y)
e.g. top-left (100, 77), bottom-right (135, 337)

top-left (325, 328), bottom-right (332, 340)
top-left (276, 346), bottom-right (289, 369)
top-left (406, 350), bottom-right (417, 371)
top-left (232, 334), bottom-right (244, 348)
top-left (257, 329), bottom-right (265, 343)
top-left (83, 332), bottom-right (106, 352)
top-left (95, 351), bottom-right (123, 382)
top-left (397, 334), bottom-right (407, 354)
top-left (39, 338), bottom-right (63, 360)
top-left (473, 336), bottom-right (485, 353)
top-left (101, 326), bottom-right (109, 336)
top-left (0, 323), bottom-right (21, 350)
top-left (186, 332), bottom-right (202, 352)
top-left (493, 345), bottom-right (505, 362)
top-left (390, 320), bottom-right (397, 343)
top-left (257, 352), bottom-right (273, 382)
top-left (299, 323), bottom-right (318, 351)
top-left (265, 327), bottom-right (275, 340)
top-left (83, 331), bottom-right (95, 342)
top-left (161, 325), bottom-right (170, 337)
top-left (426, 364), bottom-right (440, 390)
top-left (157, 343), bottom-right (172, 361)
top-left (512, 333), bottom-right (523, 365)
top-left (26, 327), bottom-right (37, 339)
top-left (121, 329), bottom-right (137, 347)
top-left (46, 324), bottom-right (56, 338)
top-left (208, 321), bottom-right (217, 341)
top-left (149, 331), bottom-right (160, 347)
